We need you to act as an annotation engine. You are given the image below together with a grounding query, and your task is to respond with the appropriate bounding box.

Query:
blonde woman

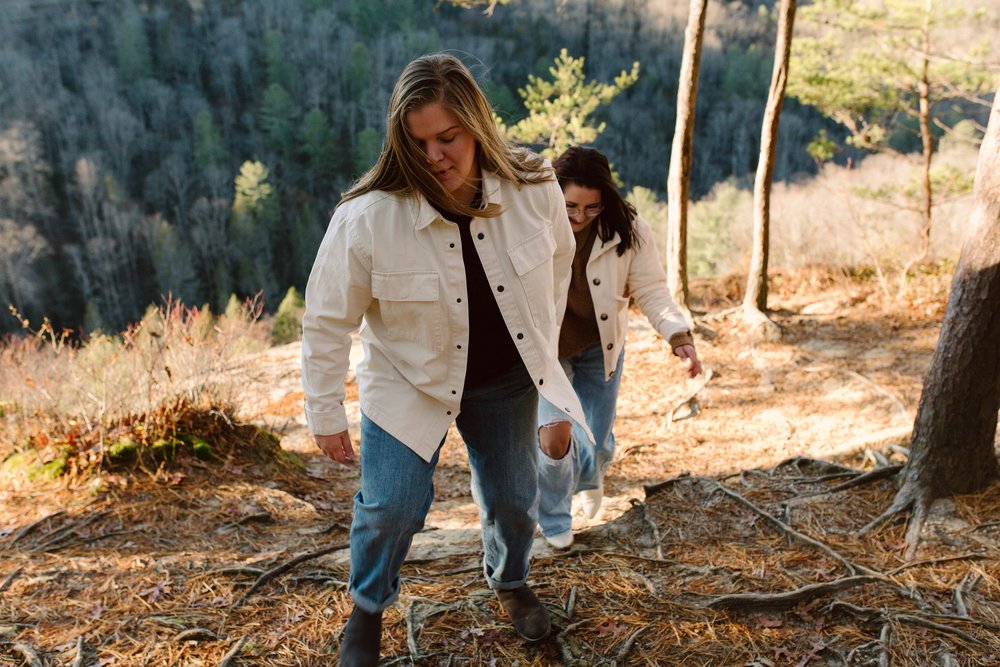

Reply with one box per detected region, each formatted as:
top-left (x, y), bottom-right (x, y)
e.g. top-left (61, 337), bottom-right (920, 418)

top-left (301, 54), bottom-right (591, 665)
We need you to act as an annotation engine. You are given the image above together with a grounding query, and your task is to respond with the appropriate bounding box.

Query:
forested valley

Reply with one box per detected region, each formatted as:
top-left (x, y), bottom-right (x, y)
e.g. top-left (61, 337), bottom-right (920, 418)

top-left (0, 0), bottom-right (839, 335)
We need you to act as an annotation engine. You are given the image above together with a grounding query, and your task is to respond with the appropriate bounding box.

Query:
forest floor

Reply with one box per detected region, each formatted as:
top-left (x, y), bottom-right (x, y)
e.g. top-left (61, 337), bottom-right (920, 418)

top-left (2, 270), bottom-right (999, 666)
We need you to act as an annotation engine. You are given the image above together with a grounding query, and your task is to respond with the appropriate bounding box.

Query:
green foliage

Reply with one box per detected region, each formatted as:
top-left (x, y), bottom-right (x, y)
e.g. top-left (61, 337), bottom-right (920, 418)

top-left (502, 49), bottom-right (640, 159)
top-left (348, 43), bottom-right (372, 98)
top-left (354, 127), bottom-right (382, 177)
top-left (149, 220), bottom-right (201, 307)
top-left (788, 0), bottom-right (994, 154)
top-left (807, 130), bottom-right (838, 164)
top-left (114, 1), bottom-right (152, 82)
top-left (259, 83), bottom-right (300, 154)
top-left (298, 109), bottom-right (340, 189)
top-left (265, 30), bottom-right (295, 90)
top-left (193, 111), bottom-right (227, 171)
top-left (348, 0), bottom-right (383, 37)
top-left (271, 286), bottom-right (305, 345)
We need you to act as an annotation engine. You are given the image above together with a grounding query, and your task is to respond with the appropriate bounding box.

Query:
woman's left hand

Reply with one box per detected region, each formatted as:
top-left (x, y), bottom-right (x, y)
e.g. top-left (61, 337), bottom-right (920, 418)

top-left (674, 344), bottom-right (702, 379)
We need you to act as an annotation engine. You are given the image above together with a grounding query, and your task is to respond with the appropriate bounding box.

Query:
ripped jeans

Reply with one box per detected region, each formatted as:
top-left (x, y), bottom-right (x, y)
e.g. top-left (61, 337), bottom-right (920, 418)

top-left (536, 343), bottom-right (624, 537)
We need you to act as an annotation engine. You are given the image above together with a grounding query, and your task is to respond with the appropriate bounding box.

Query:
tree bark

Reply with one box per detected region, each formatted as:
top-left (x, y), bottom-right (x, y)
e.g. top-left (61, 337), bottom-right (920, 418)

top-left (865, 86), bottom-right (1000, 557)
top-left (665, 0), bottom-right (708, 314)
top-left (743, 0), bottom-right (796, 331)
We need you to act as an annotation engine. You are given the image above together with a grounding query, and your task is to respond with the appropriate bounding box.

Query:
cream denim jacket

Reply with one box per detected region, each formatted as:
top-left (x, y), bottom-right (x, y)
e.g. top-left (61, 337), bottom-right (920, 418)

top-left (302, 169), bottom-right (594, 462)
top-left (585, 215), bottom-right (692, 379)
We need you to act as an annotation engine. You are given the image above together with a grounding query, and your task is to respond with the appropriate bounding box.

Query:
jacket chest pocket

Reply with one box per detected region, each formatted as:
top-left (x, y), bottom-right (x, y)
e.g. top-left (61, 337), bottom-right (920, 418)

top-left (371, 271), bottom-right (444, 352)
top-left (508, 228), bottom-right (556, 328)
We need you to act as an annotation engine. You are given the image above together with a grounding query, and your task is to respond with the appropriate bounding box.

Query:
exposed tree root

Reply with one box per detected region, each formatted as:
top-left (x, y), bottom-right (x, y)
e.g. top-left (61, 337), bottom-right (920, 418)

top-left (708, 478), bottom-right (878, 576)
top-left (2, 642), bottom-right (44, 667)
top-left (232, 541), bottom-right (349, 607)
top-left (703, 575), bottom-right (879, 611)
top-left (886, 553), bottom-right (989, 576)
top-left (70, 637), bottom-right (85, 667)
top-left (859, 480), bottom-right (936, 561)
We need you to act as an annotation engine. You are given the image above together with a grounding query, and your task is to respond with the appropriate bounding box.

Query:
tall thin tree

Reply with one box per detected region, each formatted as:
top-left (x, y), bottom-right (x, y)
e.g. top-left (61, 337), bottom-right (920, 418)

top-left (742, 0), bottom-right (797, 338)
top-left (666, 0), bottom-right (708, 315)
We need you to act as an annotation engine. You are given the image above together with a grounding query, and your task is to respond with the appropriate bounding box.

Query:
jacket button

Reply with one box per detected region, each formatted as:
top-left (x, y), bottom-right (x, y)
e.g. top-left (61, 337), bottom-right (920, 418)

top-left (516, 333), bottom-right (524, 339)
top-left (593, 278), bottom-right (601, 285)
top-left (497, 285), bottom-right (504, 292)
top-left (539, 378), bottom-right (544, 385)
top-left (477, 232), bottom-right (485, 240)
top-left (447, 411), bottom-right (452, 415)
top-left (600, 313), bottom-right (608, 320)
top-left (452, 390), bottom-right (457, 395)
top-left (457, 298), bottom-right (462, 303)
top-left (457, 344), bottom-right (462, 349)
top-left (606, 343), bottom-right (613, 350)
top-left (449, 243), bottom-right (455, 248)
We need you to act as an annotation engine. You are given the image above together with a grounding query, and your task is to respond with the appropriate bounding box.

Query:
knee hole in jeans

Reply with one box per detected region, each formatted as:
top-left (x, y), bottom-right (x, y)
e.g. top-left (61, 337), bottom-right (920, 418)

top-left (538, 421), bottom-right (572, 460)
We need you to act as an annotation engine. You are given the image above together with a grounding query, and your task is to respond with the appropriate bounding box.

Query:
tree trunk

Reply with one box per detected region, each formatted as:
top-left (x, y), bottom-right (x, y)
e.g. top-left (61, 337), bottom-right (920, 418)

top-left (916, 0), bottom-right (935, 262)
top-left (743, 0), bottom-right (796, 334)
top-left (665, 0), bottom-right (708, 314)
top-left (863, 86), bottom-right (1000, 558)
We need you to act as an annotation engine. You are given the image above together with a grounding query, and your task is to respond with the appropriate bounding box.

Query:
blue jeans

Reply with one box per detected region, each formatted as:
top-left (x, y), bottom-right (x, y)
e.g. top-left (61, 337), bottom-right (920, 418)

top-left (349, 362), bottom-right (540, 613)
top-left (537, 343), bottom-right (624, 536)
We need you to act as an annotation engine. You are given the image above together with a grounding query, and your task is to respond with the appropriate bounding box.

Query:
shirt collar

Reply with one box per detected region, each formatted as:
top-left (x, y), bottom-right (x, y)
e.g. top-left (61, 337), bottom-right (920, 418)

top-left (413, 169), bottom-right (502, 230)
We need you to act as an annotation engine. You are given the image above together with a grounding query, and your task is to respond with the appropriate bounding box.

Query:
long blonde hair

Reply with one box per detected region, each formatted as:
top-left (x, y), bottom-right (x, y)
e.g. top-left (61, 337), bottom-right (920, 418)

top-left (342, 53), bottom-right (550, 218)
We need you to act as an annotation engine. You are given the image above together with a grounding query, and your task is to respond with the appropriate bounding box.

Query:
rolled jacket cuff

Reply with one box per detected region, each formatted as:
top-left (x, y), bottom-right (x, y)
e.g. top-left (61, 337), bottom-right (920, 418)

top-left (305, 405), bottom-right (349, 436)
top-left (668, 330), bottom-right (694, 353)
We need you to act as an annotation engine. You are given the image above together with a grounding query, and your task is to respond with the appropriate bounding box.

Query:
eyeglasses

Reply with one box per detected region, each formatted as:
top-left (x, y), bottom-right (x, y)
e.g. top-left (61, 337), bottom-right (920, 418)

top-left (566, 204), bottom-right (603, 219)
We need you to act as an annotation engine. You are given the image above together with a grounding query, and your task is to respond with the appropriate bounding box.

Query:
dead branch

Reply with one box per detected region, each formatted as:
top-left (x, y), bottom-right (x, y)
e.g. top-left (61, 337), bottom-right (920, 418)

top-left (219, 512), bottom-right (273, 530)
top-left (893, 614), bottom-right (986, 645)
top-left (2, 642), bottom-right (44, 667)
top-left (886, 553), bottom-right (989, 576)
top-left (212, 567), bottom-right (265, 577)
top-left (703, 575), bottom-right (879, 611)
top-left (785, 465), bottom-right (903, 507)
top-left (710, 478), bottom-right (876, 576)
top-left (771, 457), bottom-right (859, 476)
top-left (176, 628), bottom-right (219, 642)
top-left (612, 627), bottom-right (646, 667)
top-left (639, 503), bottom-right (664, 560)
top-left (879, 623), bottom-right (891, 667)
top-left (232, 541), bottom-right (349, 607)
top-left (30, 510), bottom-right (111, 552)
top-left (565, 585), bottom-right (577, 618)
top-left (217, 637), bottom-right (247, 667)
top-left (70, 637), bottom-right (85, 667)
top-left (10, 510), bottom-right (65, 544)
top-left (0, 567), bottom-right (23, 593)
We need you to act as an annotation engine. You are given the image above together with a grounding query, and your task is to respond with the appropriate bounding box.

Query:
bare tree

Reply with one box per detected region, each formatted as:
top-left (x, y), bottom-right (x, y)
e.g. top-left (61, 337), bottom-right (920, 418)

top-left (861, 87), bottom-right (1000, 560)
top-left (742, 0), bottom-right (796, 339)
top-left (665, 0), bottom-right (708, 314)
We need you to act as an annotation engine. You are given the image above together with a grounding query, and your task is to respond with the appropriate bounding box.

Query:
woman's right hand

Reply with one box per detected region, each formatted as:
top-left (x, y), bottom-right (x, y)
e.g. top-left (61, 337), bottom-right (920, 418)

top-left (314, 430), bottom-right (356, 464)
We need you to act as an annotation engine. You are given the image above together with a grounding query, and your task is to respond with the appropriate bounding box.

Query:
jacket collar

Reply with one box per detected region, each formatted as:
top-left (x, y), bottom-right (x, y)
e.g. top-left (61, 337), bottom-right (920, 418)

top-left (413, 169), bottom-right (502, 230)
top-left (590, 228), bottom-right (622, 261)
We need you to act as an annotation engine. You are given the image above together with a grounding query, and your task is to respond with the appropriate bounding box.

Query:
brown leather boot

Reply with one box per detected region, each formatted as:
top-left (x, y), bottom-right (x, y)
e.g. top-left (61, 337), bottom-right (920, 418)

top-left (338, 606), bottom-right (382, 667)
top-left (495, 585), bottom-right (551, 641)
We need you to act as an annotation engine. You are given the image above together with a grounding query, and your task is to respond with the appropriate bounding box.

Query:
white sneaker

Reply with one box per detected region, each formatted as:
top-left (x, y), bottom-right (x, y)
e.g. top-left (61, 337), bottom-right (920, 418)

top-left (579, 486), bottom-right (604, 519)
top-left (544, 530), bottom-right (574, 549)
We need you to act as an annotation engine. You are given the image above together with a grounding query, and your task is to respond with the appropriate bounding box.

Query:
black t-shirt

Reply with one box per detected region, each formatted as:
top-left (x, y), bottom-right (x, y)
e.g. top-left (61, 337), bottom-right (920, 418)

top-left (435, 205), bottom-right (522, 391)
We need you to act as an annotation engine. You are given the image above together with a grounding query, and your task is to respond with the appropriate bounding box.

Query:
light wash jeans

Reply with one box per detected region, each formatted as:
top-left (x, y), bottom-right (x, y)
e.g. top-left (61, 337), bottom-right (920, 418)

top-left (537, 343), bottom-right (624, 537)
top-left (349, 362), bottom-right (540, 613)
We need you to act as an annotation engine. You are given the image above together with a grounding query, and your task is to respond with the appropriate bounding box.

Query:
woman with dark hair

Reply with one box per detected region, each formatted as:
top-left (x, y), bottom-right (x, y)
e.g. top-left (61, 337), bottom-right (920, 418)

top-left (537, 146), bottom-right (702, 550)
top-left (301, 54), bottom-right (592, 665)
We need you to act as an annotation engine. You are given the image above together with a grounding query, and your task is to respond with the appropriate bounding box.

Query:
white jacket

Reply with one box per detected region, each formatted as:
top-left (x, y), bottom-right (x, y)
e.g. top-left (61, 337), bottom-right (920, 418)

top-left (301, 169), bottom-right (594, 462)
top-left (586, 215), bottom-right (691, 379)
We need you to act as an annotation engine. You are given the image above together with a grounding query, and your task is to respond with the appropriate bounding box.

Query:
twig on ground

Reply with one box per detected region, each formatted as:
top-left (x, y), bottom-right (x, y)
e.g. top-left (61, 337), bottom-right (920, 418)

top-left (31, 510), bottom-right (111, 552)
top-left (176, 628), bottom-right (219, 642)
top-left (885, 553), bottom-right (988, 576)
top-left (3, 642), bottom-right (44, 667)
top-left (213, 567), bottom-right (266, 577)
top-left (232, 541), bottom-right (349, 607)
top-left (565, 585), bottom-right (577, 618)
top-left (219, 512), bottom-right (273, 530)
top-left (217, 637), bottom-right (247, 667)
top-left (612, 627), bottom-right (646, 667)
top-left (879, 623), bottom-right (891, 667)
top-left (70, 637), bottom-right (85, 667)
top-left (639, 503), bottom-right (664, 560)
top-left (894, 613), bottom-right (986, 645)
top-left (643, 472), bottom-right (692, 498)
top-left (10, 510), bottom-right (65, 544)
top-left (0, 567), bottom-right (23, 593)
top-left (703, 575), bottom-right (879, 611)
